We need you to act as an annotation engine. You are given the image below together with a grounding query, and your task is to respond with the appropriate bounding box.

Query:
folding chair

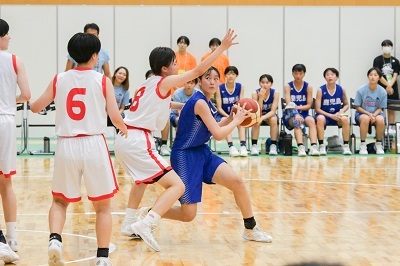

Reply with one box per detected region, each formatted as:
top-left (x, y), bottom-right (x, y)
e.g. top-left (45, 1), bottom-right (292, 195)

top-left (16, 103), bottom-right (27, 155)
top-left (385, 99), bottom-right (400, 150)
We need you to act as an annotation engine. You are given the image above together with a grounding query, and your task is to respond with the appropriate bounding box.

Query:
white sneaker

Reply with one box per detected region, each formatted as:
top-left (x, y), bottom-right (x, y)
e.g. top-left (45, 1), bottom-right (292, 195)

top-left (375, 142), bottom-right (385, 155)
top-left (48, 239), bottom-right (64, 266)
top-left (121, 219), bottom-right (140, 238)
top-left (242, 227), bottom-right (272, 243)
top-left (239, 146), bottom-right (248, 157)
top-left (319, 144), bottom-right (327, 155)
top-left (137, 207), bottom-right (151, 221)
top-left (389, 127), bottom-right (396, 136)
top-left (342, 144), bottom-right (352, 155)
top-left (95, 257), bottom-right (112, 266)
top-left (309, 145), bottom-right (320, 156)
top-left (250, 145), bottom-right (259, 156)
top-left (7, 238), bottom-right (18, 252)
top-left (359, 142), bottom-right (368, 155)
top-left (0, 242), bottom-right (19, 264)
top-left (269, 144), bottom-right (278, 156)
top-left (159, 144), bottom-right (170, 156)
top-left (298, 145), bottom-right (307, 157)
top-left (131, 220), bottom-right (160, 252)
top-left (229, 146), bottom-right (240, 157)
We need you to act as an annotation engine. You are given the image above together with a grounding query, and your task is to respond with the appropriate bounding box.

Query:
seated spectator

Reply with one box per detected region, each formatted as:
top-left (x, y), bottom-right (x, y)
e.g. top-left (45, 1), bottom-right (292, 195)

top-left (170, 79), bottom-right (199, 128)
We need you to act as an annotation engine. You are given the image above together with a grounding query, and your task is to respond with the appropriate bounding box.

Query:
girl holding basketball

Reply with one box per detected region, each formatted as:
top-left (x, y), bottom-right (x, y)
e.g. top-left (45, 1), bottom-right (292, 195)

top-left (215, 66), bottom-right (248, 157)
top-left (164, 66), bottom-right (272, 243)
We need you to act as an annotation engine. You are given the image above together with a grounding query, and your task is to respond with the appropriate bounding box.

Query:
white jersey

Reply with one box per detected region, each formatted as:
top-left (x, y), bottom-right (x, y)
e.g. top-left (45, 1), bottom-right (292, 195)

top-left (53, 68), bottom-right (107, 137)
top-left (0, 51), bottom-right (18, 115)
top-left (124, 75), bottom-right (171, 131)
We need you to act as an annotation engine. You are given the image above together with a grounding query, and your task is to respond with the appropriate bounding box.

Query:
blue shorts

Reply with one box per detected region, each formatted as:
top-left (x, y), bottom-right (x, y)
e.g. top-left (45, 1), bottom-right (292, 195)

top-left (170, 113), bottom-right (179, 127)
top-left (283, 113), bottom-right (309, 130)
top-left (315, 114), bottom-right (339, 126)
top-left (170, 145), bottom-right (225, 204)
top-left (355, 111), bottom-right (383, 125)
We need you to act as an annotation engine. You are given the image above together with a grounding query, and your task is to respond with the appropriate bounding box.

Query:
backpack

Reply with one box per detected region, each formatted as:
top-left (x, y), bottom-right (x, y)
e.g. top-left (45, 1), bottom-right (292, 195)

top-left (327, 135), bottom-right (343, 152)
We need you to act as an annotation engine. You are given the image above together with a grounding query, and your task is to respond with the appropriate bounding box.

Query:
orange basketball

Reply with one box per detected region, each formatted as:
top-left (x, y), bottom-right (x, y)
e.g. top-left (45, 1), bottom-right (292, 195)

top-left (232, 98), bottom-right (261, 128)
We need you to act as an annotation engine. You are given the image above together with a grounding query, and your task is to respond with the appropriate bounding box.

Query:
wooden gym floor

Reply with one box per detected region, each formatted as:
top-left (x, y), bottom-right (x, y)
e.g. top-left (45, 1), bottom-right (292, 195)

top-left (3, 154), bottom-right (400, 266)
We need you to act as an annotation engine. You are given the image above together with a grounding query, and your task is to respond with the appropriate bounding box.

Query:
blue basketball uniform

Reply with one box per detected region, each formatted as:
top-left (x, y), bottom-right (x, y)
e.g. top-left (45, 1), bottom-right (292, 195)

top-left (283, 81), bottom-right (309, 129)
top-left (255, 88), bottom-right (275, 115)
top-left (219, 82), bottom-right (242, 114)
top-left (315, 84), bottom-right (343, 126)
top-left (171, 91), bottom-right (225, 204)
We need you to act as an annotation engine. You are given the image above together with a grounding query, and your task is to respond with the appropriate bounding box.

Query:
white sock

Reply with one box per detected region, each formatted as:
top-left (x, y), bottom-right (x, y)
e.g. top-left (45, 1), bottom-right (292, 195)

top-left (6, 222), bottom-right (17, 239)
top-left (143, 210), bottom-right (161, 226)
top-left (125, 208), bottom-right (137, 223)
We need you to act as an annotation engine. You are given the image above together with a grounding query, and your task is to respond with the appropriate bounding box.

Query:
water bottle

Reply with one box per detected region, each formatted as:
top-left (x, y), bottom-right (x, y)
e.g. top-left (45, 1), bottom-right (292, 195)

top-left (302, 133), bottom-right (308, 153)
top-left (350, 134), bottom-right (356, 154)
top-left (284, 134), bottom-right (293, 156)
top-left (261, 139), bottom-right (266, 154)
top-left (279, 130), bottom-right (286, 154)
top-left (44, 137), bottom-right (50, 153)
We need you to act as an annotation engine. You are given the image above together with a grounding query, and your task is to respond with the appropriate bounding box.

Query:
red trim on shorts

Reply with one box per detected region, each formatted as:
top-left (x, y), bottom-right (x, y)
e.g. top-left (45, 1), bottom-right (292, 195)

top-left (88, 188), bottom-right (118, 201)
top-left (134, 132), bottom-right (172, 185)
top-left (52, 191), bottom-right (81, 202)
top-left (0, 170), bottom-right (16, 178)
top-left (101, 134), bottom-right (120, 191)
top-left (155, 77), bottom-right (171, 99)
top-left (102, 75), bottom-right (107, 98)
top-left (126, 124), bottom-right (151, 133)
top-left (52, 74), bottom-right (58, 98)
top-left (59, 134), bottom-right (92, 138)
top-left (12, 54), bottom-right (17, 75)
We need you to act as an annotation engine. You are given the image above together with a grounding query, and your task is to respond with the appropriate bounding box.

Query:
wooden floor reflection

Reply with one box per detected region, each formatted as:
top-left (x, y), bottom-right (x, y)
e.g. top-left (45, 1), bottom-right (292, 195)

top-left (5, 155), bottom-right (400, 265)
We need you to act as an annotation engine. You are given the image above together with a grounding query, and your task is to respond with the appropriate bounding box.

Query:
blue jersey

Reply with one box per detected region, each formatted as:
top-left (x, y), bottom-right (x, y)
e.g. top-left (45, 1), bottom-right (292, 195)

top-left (288, 81), bottom-right (309, 117)
top-left (319, 84), bottom-right (343, 114)
top-left (255, 88), bottom-right (275, 115)
top-left (219, 82), bottom-right (242, 114)
top-left (172, 91), bottom-right (219, 150)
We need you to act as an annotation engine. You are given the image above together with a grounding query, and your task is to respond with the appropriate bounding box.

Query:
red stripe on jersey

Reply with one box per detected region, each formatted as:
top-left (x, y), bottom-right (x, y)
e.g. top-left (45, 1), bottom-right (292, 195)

top-left (52, 74), bottom-right (58, 99)
top-left (101, 134), bottom-right (119, 191)
top-left (102, 75), bottom-right (106, 98)
top-left (0, 170), bottom-right (16, 178)
top-left (155, 77), bottom-right (171, 99)
top-left (52, 191), bottom-right (81, 202)
top-left (126, 125), bottom-right (151, 133)
top-left (12, 54), bottom-right (17, 75)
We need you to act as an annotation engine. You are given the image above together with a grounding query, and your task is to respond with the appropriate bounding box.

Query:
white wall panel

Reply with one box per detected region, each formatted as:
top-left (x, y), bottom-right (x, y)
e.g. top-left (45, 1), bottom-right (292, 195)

top-left (229, 6), bottom-right (284, 99)
top-left (57, 5), bottom-right (114, 73)
top-left (340, 7), bottom-right (395, 99)
top-left (115, 6), bottom-right (170, 90)
top-left (285, 7), bottom-right (340, 98)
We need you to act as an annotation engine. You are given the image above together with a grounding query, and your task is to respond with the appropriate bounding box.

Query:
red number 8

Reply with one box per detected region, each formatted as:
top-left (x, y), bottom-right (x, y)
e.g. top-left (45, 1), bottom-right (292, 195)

top-left (66, 88), bottom-right (86, 120)
top-left (130, 86), bottom-right (146, 112)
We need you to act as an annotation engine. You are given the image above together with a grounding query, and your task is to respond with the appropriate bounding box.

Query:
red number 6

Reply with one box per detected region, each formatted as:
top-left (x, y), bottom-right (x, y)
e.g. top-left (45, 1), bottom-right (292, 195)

top-left (67, 88), bottom-right (86, 121)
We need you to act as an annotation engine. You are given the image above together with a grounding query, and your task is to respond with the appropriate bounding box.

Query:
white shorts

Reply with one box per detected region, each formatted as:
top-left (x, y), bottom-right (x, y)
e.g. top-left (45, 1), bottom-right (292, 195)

top-left (52, 135), bottom-right (118, 202)
top-left (0, 115), bottom-right (16, 178)
top-left (114, 128), bottom-right (171, 184)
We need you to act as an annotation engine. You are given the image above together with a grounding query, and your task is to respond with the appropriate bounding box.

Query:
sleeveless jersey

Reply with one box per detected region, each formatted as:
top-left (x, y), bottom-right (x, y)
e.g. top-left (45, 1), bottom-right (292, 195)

top-left (255, 88), bottom-right (275, 115)
top-left (124, 75), bottom-right (171, 131)
top-left (172, 91), bottom-right (218, 150)
top-left (53, 68), bottom-right (107, 137)
top-left (219, 82), bottom-right (242, 114)
top-left (319, 84), bottom-right (343, 114)
top-left (0, 52), bottom-right (18, 115)
top-left (288, 81), bottom-right (309, 117)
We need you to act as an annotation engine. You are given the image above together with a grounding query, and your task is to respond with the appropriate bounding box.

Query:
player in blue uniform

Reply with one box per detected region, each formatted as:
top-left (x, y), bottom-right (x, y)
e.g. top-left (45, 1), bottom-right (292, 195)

top-left (315, 68), bottom-right (351, 155)
top-left (164, 66), bottom-right (272, 243)
top-left (283, 64), bottom-right (319, 156)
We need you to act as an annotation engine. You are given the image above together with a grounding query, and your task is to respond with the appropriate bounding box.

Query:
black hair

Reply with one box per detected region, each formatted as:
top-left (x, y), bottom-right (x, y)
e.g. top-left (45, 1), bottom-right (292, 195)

top-left (0, 19), bottom-right (9, 37)
top-left (199, 66), bottom-right (220, 80)
top-left (209, 38), bottom-right (221, 47)
top-left (149, 47), bottom-right (176, 75)
top-left (145, 70), bottom-right (154, 79)
top-left (67, 33), bottom-right (101, 64)
top-left (224, 66), bottom-right (239, 76)
top-left (381, 39), bottom-right (393, 47)
top-left (177, 36), bottom-right (190, 46)
top-left (112, 66), bottom-right (130, 91)
top-left (292, 64), bottom-right (306, 73)
top-left (323, 67), bottom-right (339, 78)
top-left (259, 74), bottom-right (273, 84)
top-left (367, 67), bottom-right (383, 79)
top-left (84, 23), bottom-right (100, 34)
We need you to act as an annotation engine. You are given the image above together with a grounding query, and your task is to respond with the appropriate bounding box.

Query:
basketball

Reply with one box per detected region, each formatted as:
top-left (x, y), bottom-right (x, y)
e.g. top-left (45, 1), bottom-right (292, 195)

top-left (232, 98), bottom-right (261, 128)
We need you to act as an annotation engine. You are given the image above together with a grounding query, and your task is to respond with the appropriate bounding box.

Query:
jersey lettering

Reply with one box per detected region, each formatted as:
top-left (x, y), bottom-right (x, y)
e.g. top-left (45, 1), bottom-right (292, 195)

top-left (130, 86), bottom-right (146, 112)
top-left (66, 88), bottom-right (87, 120)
